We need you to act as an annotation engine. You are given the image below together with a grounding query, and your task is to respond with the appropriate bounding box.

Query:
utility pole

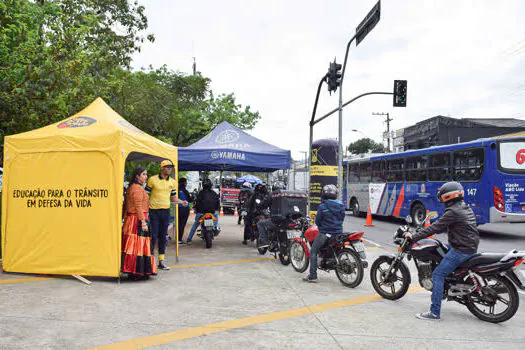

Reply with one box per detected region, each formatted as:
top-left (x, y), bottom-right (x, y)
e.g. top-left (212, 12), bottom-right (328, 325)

top-left (373, 112), bottom-right (392, 152)
top-left (192, 57), bottom-right (196, 75)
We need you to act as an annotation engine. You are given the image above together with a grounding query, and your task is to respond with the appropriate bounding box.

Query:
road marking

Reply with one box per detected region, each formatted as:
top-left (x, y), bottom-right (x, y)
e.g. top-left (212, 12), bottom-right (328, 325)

top-left (0, 258), bottom-right (274, 285)
top-left (519, 291), bottom-right (525, 296)
top-left (91, 286), bottom-right (424, 349)
top-left (0, 277), bottom-right (56, 284)
top-left (169, 257), bottom-right (273, 269)
top-left (363, 238), bottom-right (381, 247)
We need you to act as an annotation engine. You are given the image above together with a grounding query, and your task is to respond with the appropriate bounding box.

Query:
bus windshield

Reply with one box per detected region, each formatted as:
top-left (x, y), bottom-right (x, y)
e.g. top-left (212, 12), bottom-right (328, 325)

top-left (499, 140), bottom-right (525, 174)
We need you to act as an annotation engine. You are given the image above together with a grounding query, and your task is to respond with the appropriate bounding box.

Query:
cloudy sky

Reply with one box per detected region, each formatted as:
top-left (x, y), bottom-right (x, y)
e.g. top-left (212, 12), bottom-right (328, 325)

top-left (132, 0), bottom-right (525, 160)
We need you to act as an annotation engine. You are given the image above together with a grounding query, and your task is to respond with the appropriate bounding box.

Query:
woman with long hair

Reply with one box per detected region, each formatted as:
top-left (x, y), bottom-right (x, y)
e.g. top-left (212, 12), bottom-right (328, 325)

top-left (121, 167), bottom-right (157, 279)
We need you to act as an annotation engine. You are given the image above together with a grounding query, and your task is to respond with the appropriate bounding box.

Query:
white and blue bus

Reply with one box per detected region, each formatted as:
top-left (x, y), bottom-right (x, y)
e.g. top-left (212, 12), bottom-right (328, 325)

top-left (344, 136), bottom-right (525, 226)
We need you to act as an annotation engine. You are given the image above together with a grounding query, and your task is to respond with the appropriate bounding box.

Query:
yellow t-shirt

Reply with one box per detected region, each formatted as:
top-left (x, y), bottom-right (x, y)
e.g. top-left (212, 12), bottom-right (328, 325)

top-left (145, 175), bottom-right (177, 210)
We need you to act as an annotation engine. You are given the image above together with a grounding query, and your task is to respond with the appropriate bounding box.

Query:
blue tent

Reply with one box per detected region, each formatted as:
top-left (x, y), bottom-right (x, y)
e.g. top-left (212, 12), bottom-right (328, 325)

top-left (178, 121), bottom-right (291, 172)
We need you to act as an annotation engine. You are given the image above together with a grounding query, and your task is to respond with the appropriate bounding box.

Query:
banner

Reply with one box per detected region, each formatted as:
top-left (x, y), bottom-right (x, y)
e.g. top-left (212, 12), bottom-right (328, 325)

top-left (309, 139), bottom-right (338, 219)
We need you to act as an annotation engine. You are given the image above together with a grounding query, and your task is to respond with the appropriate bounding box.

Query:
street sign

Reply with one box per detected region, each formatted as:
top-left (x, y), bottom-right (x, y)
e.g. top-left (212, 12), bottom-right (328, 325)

top-left (356, 0), bottom-right (381, 46)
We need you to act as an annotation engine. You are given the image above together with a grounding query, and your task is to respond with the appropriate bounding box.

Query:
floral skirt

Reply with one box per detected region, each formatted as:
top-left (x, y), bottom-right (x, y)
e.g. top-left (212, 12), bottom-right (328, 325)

top-left (121, 213), bottom-right (157, 275)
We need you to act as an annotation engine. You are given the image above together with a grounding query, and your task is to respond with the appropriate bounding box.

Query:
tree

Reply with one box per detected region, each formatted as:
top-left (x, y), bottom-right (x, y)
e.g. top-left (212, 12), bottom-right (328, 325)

top-left (347, 138), bottom-right (386, 154)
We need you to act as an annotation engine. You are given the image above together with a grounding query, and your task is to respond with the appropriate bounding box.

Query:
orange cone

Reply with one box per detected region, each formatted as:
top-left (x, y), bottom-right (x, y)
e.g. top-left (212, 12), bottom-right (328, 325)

top-left (364, 204), bottom-right (374, 227)
top-left (234, 207), bottom-right (239, 217)
top-left (220, 206), bottom-right (224, 216)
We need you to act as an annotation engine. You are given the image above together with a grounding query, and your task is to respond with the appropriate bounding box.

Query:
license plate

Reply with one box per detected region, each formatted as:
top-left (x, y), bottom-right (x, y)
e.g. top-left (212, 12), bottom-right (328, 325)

top-left (353, 241), bottom-right (365, 252)
top-left (204, 219), bottom-right (214, 227)
top-left (287, 230), bottom-right (300, 239)
top-left (514, 267), bottom-right (525, 286)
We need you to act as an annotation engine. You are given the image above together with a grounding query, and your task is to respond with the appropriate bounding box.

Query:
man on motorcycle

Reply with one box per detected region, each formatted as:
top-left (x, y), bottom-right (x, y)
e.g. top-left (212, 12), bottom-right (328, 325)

top-left (186, 179), bottom-right (220, 245)
top-left (257, 182), bottom-right (286, 249)
top-left (242, 183), bottom-right (271, 245)
top-left (404, 181), bottom-right (479, 320)
top-left (237, 182), bottom-right (253, 225)
top-left (303, 184), bottom-right (345, 283)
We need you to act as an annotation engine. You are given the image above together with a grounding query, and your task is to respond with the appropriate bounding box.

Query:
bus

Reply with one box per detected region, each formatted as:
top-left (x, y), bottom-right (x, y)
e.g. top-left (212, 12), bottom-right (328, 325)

top-left (344, 136), bottom-right (525, 226)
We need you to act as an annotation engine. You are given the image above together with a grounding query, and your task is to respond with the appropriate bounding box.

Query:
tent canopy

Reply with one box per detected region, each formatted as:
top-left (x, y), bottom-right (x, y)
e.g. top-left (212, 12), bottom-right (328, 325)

top-left (2, 98), bottom-right (178, 277)
top-left (178, 121), bottom-right (290, 172)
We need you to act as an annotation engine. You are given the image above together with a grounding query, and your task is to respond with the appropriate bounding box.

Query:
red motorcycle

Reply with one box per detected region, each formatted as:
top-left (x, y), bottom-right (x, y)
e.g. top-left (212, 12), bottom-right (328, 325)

top-left (290, 225), bottom-right (367, 288)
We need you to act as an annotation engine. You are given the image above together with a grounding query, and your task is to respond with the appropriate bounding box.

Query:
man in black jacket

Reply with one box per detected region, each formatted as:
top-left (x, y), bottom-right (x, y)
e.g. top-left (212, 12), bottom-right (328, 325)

top-left (243, 183), bottom-right (271, 245)
top-left (237, 182), bottom-right (253, 225)
top-left (186, 179), bottom-right (220, 245)
top-left (405, 181), bottom-right (479, 321)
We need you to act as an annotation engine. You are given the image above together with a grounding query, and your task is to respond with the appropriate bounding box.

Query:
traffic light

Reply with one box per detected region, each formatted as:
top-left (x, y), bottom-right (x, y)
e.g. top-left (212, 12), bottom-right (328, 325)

top-left (393, 80), bottom-right (407, 107)
top-left (327, 60), bottom-right (343, 94)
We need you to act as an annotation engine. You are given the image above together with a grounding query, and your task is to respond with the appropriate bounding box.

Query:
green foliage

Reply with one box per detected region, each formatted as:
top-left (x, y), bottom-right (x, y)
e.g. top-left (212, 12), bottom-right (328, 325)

top-left (0, 1), bottom-right (261, 166)
top-left (347, 138), bottom-right (386, 155)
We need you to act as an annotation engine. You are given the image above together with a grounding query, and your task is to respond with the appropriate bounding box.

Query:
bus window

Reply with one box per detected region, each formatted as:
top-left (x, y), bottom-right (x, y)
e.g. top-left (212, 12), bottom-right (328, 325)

top-left (406, 156), bottom-right (427, 182)
top-left (359, 161), bottom-right (372, 183)
top-left (349, 163), bottom-right (360, 182)
top-left (385, 158), bottom-right (404, 182)
top-left (372, 161), bottom-right (385, 182)
top-left (428, 152), bottom-right (451, 181)
top-left (498, 140), bottom-right (525, 174)
top-left (453, 148), bottom-right (484, 181)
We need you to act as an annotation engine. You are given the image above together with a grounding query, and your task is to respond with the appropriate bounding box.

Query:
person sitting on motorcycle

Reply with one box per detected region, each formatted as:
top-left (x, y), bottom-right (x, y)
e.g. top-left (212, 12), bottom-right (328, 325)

top-left (257, 182), bottom-right (286, 249)
top-left (186, 179), bottom-right (220, 245)
top-left (242, 183), bottom-right (271, 245)
top-left (404, 181), bottom-right (479, 321)
top-left (237, 182), bottom-right (253, 225)
top-left (303, 184), bottom-right (345, 283)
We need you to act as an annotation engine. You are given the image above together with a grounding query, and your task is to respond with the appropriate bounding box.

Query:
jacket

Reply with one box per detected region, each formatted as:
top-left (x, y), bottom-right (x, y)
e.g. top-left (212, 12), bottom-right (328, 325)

top-left (315, 199), bottom-right (345, 234)
top-left (247, 192), bottom-right (271, 216)
top-left (195, 189), bottom-right (220, 214)
top-left (412, 200), bottom-right (479, 254)
top-left (238, 188), bottom-right (253, 206)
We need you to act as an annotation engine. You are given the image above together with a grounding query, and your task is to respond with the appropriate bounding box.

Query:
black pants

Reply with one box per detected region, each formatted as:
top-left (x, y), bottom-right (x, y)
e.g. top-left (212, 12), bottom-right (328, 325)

top-left (243, 214), bottom-right (253, 241)
top-left (150, 209), bottom-right (170, 255)
top-left (177, 207), bottom-right (190, 242)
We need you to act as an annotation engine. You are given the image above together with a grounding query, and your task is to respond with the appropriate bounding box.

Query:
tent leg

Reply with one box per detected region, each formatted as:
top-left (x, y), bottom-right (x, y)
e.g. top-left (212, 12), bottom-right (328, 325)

top-left (72, 274), bottom-right (92, 285)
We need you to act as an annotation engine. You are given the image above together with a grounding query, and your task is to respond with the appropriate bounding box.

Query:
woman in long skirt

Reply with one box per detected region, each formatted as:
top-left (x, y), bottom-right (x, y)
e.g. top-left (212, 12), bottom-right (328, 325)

top-left (122, 167), bottom-right (157, 279)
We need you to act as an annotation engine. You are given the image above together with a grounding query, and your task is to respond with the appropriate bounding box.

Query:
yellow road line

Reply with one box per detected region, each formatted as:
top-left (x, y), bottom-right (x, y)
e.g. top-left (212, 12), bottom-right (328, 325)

top-left (0, 257), bottom-right (274, 285)
top-left (0, 277), bottom-right (56, 284)
top-left (169, 257), bottom-right (273, 269)
top-left (91, 285), bottom-right (424, 350)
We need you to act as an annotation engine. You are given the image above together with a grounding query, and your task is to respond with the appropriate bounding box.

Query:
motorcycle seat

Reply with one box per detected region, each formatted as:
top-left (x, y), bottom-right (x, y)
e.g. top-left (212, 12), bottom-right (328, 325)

top-left (458, 253), bottom-right (507, 268)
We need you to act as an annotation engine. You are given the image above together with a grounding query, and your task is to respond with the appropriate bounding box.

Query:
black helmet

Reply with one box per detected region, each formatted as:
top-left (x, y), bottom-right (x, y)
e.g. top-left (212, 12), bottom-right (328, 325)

top-left (254, 183), bottom-right (267, 194)
top-left (321, 184), bottom-right (337, 200)
top-left (202, 178), bottom-right (213, 190)
top-left (437, 181), bottom-right (464, 204)
top-left (272, 182), bottom-right (284, 192)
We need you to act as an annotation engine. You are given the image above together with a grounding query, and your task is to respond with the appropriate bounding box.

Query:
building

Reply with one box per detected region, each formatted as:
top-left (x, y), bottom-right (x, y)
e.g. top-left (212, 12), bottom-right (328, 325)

top-left (402, 116), bottom-right (525, 150)
top-left (392, 128), bottom-right (404, 153)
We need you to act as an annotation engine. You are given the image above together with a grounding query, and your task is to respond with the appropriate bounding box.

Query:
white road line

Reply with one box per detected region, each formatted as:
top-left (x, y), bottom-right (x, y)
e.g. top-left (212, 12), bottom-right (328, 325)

top-left (363, 238), bottom-right (381, 247)
top-left (519, 291), bottom-right (525, 296)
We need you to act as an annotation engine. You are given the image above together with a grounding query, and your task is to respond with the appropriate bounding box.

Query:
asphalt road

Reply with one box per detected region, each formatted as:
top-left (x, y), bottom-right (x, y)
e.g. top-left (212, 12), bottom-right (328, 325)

top-left (344, 213), bottom-right (525, 254)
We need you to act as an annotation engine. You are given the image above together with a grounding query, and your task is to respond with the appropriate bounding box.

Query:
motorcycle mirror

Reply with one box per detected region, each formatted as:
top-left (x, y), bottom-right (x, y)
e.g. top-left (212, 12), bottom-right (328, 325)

top-left (405, 215), bottom-right (413, 224)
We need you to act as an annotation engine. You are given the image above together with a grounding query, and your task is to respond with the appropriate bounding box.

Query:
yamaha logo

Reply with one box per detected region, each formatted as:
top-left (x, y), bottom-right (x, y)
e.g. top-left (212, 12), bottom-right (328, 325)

top-left (211, 151), bottom-right (219, 159)
top-left (216, 130), bottom-right (240, 144)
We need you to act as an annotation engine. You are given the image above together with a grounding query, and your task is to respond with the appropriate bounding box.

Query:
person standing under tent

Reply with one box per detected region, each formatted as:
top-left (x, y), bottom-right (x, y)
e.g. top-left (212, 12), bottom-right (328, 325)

top-left (121, 167), bottom-right (157, 280)
top-left (177, 177), bottom-right (192, 243)
top-left (146, 160), bottom-right (188, 270)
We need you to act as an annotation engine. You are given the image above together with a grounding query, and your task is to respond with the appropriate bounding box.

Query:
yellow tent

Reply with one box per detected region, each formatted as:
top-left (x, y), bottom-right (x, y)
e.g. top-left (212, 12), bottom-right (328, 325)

top-left (1, 98), bottom-right (178, 277)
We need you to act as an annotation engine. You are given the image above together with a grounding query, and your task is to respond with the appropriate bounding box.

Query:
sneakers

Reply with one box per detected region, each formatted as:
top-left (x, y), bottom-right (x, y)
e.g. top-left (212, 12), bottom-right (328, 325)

top-left (178, 241), bottom-right (186, 245)
top-left (158, 261), bottom-right (170, 270)
top-left (186, 240), bottom-right (193, 246)
top-left (302, 275), bottom-right (318, 283)
top-left (416, 311), bottom-right (440, 320)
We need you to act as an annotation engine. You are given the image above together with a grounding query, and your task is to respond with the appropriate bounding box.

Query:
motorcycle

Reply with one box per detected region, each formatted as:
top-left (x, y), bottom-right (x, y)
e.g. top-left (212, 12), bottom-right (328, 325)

top-left (257, 215), bottom-right (309, 266)
top-left (290, 224), bottom-right (367, 288)
top-left (369, 215), bottom-right (525, 323)
top-left (197, 213), bottom-right (219, 249)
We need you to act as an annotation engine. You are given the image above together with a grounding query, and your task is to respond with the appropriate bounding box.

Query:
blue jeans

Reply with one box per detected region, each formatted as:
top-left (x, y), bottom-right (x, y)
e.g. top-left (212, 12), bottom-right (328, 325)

top-left (150, 209), bottom-right (170, 255)
top-left (309, 233), bottom-right (329, 279)
top-left (431, 248), bottom-right (475, 317)
top-left (257, 218), bottom-right (276, 245)
top-left (187, 212), bottom-right (219, 241)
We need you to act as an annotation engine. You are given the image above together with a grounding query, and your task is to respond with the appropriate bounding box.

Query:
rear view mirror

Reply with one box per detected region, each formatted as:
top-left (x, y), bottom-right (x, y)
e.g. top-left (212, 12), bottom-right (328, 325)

top-left (405, 215), bottom-right (413, 224)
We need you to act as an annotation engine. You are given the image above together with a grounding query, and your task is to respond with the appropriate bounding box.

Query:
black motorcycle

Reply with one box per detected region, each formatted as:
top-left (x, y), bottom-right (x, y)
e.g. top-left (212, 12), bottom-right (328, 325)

top-left (370, 215), bottom-right (525, 323)
top-left (257, 216), bottom-right (310, 266)
top-left (249, 198), bottom-right (269, 242)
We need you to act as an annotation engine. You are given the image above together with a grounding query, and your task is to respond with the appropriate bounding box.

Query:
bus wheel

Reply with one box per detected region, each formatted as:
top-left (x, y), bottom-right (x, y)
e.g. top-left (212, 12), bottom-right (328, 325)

top-left (351, 199), bottom-right (360, 217)
top-left (411, 203), bottom-right (426, 227)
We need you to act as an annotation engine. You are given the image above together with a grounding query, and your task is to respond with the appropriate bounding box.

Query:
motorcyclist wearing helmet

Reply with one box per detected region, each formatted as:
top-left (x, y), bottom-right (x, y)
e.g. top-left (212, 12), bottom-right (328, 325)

top-left (256, 182), bottom-right (292, 250)
top-left (186, 179), bottom-right (220, 245)
top-left (303, 184), bottom-right (345, 283)
top-left (404, 181), bottom-right (479, 320)
top-left (237, 182), bottom-right (253, 225)
top-left (243, 183), bottom-right (271, 245)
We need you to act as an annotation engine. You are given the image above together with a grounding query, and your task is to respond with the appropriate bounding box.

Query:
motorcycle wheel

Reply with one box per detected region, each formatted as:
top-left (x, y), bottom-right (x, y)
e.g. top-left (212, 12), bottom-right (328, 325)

top-left (203, 229), bottom-right (212, 249)
top-left (278, 242), bottom-right (291, 266)
top-left (335, 249), bottom-right (364, 288)
top-left (290, 241), bottom-right (309, 273)
top-left (466, 275), bottom-right (519, 323)
top-left (370, 256), bottom-right (410, 300)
